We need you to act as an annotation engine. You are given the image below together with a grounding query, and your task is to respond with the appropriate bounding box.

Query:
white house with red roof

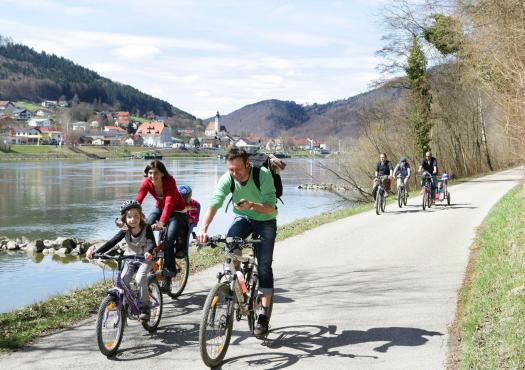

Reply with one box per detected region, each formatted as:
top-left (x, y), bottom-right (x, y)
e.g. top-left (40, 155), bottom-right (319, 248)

top-left (104, 125), bottom-right (127, 133)
top-left (136, 121), bottom-right (171, 147)
top-left (115, 111), bottom-right (130, 126)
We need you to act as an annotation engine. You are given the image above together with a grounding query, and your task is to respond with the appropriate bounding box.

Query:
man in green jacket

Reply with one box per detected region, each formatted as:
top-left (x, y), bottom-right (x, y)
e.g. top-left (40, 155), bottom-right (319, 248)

top-left (196, 147), bottom-right (277, 337)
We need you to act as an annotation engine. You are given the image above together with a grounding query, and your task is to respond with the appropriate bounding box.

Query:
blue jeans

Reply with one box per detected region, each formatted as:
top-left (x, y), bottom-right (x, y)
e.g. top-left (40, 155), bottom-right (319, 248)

top-left (227, 216), bottom-right (277, 296)
top-left (147, 209), bottom-right (188, 273)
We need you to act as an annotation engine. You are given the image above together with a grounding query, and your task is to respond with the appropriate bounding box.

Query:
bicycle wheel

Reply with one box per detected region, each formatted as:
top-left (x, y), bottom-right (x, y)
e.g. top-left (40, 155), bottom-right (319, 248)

top-left (447, 191), bottom-right (451, 206)
top-left (142, 279), bottom-right (163, 332)
top-left (248, 278), bottom-right (274, 336)
top-left (199, 282), bottom-right (234, 368)
top-left (167, 254), bottom-right (190, 298)
top-left (403, 189), bottom-right (408, 206)
top-left (397, 188), bottom-right (403, 208)
top-left (381, 191), bottom-right (386, 212)
top-left (422, 191), bottom-right (427, 211)
top-left (96, 295), bottom-right (125, 357)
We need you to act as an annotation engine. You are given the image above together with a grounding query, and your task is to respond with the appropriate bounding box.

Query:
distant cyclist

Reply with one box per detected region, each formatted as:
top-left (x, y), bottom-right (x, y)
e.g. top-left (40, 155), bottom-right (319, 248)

top-left (372, 153), bottom-right (393, 200)
top-left (418, 151), bottom-right (438, 202)
top-left (393, 156), bottom-right (411, 196)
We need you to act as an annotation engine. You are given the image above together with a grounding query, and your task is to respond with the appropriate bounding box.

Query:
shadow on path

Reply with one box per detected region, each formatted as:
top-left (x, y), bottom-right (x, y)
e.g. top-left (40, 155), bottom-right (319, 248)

top-left (224, 324), bottom-right (442, 369)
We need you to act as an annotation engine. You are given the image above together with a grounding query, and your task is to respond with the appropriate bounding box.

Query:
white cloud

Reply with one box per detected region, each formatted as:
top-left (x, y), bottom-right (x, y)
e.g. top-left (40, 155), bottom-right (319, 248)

top-left (112, 45), bottom-right (161, 60)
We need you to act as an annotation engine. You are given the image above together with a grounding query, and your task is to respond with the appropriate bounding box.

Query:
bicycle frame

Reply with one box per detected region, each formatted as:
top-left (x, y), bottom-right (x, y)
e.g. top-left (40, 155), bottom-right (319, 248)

top-left (98, 255), bottom-right (156, 318)
top-left (206, 237), bottom-right (261, 316)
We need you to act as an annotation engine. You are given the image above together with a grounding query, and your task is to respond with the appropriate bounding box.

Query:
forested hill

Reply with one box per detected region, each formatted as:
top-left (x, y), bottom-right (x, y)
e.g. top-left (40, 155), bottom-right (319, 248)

top-left (0, 39), bottom-right (193, 119)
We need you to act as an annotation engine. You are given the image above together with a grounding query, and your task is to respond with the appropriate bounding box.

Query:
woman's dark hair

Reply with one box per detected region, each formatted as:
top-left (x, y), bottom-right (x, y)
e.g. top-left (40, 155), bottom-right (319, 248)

top-left (225, 147), bottom-right (249, 164)
top-left (143, 160), bottom-right (169, 177)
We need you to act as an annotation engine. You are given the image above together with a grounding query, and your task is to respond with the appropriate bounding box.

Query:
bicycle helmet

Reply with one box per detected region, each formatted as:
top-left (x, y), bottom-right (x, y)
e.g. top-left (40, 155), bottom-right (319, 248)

top-left (441, 173), bottom-right (449, 180)
top-left (178, 184), bottom-right (192, 198)
top-left (120, 200), bottom-right (142, 215)
top-left (400, 156), bottom-right (408, 162)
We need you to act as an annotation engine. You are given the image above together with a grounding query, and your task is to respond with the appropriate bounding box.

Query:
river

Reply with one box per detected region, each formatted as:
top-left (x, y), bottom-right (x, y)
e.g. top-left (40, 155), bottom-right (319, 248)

top-left (0, 157), bottom-right (349, 313)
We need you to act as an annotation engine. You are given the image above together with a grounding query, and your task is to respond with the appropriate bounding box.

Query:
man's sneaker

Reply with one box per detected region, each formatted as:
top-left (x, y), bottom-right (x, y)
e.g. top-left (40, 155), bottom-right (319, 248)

top-left (139, 306), bottom-right (150, 321)
top-left (254, 314), bottom-right (269, 337)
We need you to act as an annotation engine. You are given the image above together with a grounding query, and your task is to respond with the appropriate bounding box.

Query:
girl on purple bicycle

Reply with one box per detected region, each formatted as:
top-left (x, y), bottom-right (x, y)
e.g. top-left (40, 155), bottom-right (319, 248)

top-left (87, 200), bottom-right (156, 320)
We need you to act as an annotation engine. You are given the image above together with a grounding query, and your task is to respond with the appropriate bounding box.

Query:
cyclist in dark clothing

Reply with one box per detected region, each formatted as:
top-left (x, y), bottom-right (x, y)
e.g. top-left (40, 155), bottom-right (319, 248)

top-left (418, 151), bottom-right (438, 202)
top-left (372, 153), bottom-right (393, 200)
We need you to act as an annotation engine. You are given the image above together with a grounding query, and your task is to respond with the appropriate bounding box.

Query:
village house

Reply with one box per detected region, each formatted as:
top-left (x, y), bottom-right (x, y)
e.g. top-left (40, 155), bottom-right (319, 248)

top-left (28, 117), bottom-right (52, 128)
top-left (11, 108), bottom-right (32, 121)
top-left (104, 125), bottom-right (127, 134)
top-left (122, 134), bottom-right (143, 146)
top-left (39, 127), bottom-right (64, 144)
top-left (114, 111), bottom-right (130, 126)
top-left (72, 121), bottom-right (88, 131)
top-left (14, 127), bottom-right (41, 144)
top-left (41, 100), bottom-right (58, 108)
top-left (36, 109), bottom-right (53, 118)
top-left (136, 121), bottom-right (171, 147)
top-left (0, 101), bottom-right (16, 111)
top-left (234, 137), bottom-right (261, 154)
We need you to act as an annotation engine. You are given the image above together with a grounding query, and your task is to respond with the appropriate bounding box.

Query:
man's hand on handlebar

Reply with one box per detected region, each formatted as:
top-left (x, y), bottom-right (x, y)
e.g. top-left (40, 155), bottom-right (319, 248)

top-left (196, 228), bottom-right (208, 244)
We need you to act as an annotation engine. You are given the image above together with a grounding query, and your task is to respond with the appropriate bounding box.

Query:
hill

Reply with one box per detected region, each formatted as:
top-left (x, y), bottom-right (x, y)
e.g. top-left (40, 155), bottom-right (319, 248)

top-left (217, 87), bottom-right (405, 138)
top-left (0, 36), bottom-right (194, 119)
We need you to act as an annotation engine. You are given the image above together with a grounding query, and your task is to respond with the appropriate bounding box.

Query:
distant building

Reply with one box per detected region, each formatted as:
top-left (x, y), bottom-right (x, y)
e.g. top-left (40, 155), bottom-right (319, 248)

top-left (11, 109), bottom-right (32, 120)
top-left (28, 117), bottom-right (51, 128)
top-left (72, 121), bottom-right (88, 131)
top-left (234, 137), bottom-right (260, 154)
top-left (0, 101), bottom-right (16, 111)
top-left (136, 121), bottom-right (171, 147)
top-left (205, 111), bottom-right (227, 137)
top-left (36, 109), bottom-right (53, 118)
top-left (42, 100), bottom-right (58, 108)
top-left (39, 127), bottom-right (64, 143)
top-left (115, 111), bottom-right (130, 126)
top-left (104, 125), bottom-right (127, 133)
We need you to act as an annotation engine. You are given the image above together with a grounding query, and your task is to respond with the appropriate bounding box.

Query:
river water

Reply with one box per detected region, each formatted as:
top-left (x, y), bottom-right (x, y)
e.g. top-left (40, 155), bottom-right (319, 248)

top-left (0, 157), bottom-right (348, 313)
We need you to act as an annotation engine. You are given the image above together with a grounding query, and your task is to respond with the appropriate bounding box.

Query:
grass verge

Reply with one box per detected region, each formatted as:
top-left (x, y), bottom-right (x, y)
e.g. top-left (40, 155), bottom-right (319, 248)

top-left (450, 185), bottom-right (525, 369)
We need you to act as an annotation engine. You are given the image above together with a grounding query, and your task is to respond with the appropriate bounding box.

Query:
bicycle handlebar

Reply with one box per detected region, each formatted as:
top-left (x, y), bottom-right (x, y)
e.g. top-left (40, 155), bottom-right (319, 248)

top-left (93, 253), bottom-right (146, 262)
top-left (196, 234), bottom-right (262, 250)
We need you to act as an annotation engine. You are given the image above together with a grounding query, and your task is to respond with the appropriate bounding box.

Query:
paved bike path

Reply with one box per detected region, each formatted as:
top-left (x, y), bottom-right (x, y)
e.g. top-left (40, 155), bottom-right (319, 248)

top-left (1, 168), bottom-right (522, 369)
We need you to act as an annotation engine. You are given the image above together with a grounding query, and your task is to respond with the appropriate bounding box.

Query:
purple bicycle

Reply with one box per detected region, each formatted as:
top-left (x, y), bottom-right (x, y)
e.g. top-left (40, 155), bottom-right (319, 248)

top-left (93, 253), bottom-right (163, 357)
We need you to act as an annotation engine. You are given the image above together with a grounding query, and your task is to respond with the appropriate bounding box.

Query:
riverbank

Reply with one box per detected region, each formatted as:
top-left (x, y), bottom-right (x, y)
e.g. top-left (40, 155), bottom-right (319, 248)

top-left (0, 201), bottom-right (374, 352)
top-left (449, 185), bottom-right (525, 369)
top-left (0, 144), bottom-right (213, 161)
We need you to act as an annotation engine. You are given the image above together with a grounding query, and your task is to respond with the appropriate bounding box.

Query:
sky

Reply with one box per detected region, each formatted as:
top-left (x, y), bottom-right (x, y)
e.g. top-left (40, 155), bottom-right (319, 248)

top-left (0, 0), bottom-right (387, 118)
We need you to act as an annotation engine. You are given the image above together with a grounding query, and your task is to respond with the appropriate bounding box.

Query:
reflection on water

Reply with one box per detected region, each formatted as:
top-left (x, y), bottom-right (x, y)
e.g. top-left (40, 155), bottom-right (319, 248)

top-left (0, 158), bottom-right (350, 312)
top-left (0, 251), bottom-right (109, 313)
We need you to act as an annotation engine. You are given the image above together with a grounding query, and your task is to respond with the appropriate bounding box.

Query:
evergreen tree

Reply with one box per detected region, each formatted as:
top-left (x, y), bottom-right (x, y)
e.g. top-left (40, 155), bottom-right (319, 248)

top-left (405, 35), bottom-right (432, 157)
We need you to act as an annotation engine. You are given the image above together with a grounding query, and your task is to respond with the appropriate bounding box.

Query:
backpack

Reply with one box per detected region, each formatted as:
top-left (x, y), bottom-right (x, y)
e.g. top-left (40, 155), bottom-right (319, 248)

top-left (225, 153), bottom-right (284, 212)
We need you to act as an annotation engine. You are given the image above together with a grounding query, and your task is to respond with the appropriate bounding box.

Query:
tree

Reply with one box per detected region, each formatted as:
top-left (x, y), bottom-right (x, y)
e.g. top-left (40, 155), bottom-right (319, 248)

top-left (405, 35), bottom-right (432, 157)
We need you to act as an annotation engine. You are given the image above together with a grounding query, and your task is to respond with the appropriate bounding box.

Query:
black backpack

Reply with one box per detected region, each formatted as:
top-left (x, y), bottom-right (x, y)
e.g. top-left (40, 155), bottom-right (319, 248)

top-left (225, 153), bottom-right (284, 212)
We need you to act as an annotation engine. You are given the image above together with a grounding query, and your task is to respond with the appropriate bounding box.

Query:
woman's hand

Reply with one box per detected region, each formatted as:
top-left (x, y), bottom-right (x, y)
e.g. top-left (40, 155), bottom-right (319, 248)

top-left (152, 221), bottom-right (165, 231)
top-left (86, 246), bottom-right (96, 260)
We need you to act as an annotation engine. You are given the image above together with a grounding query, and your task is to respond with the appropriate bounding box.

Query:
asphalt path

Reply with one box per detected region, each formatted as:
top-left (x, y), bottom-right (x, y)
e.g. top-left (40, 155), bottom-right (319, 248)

top-left (1, 168), bottom-right (522, 370)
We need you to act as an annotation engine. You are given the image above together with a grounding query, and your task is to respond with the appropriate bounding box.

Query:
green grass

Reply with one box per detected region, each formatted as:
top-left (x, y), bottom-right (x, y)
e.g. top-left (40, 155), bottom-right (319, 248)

top-left (0, 281), bottom-right (111, 351)
top-left (14, 101), bottom-right (43, 113)
top-left (10, 144), bottom-right (57, 154)
top-left (456, 185), bottom-right (525, 369)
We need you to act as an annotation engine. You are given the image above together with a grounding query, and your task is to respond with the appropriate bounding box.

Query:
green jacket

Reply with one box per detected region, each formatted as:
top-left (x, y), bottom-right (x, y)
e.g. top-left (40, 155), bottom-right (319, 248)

top-left (209, 166), bottom-right (277, 221)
